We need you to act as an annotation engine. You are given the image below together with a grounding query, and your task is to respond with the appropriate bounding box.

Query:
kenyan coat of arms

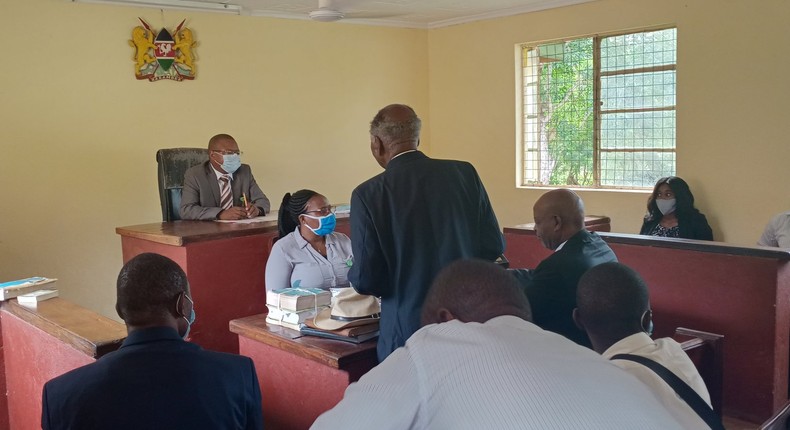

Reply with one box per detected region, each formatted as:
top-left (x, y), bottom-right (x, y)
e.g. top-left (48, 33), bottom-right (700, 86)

top-left (129, 18), bottom-right (197, 82)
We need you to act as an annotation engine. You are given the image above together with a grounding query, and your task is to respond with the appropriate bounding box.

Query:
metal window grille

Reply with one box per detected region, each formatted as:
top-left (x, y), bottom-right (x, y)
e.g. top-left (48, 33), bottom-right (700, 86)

top-left (519, 27), bottom-right (676, 188)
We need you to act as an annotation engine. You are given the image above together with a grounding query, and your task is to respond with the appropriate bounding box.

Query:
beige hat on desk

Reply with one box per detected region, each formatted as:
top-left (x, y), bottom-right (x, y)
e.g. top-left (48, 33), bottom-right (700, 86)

top-left (313, 287), bottom-right (380, 330)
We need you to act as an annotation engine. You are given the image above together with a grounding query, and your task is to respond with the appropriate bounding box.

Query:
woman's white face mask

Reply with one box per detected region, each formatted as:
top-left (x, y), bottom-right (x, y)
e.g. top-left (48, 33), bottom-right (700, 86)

top-left (656, 198), bottom-right (676, 215)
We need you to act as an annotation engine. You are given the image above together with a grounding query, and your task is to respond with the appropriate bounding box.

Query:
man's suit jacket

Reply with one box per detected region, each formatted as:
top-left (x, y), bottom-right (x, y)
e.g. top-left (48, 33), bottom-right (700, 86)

top-left (513, 229), bottom-right (617, 347)
top-left (349, 151), bottom-right (505, 361)
top-left (42, 327), bottom-right (263, 430)
top-left (180, 161), bottom-right (270, 220)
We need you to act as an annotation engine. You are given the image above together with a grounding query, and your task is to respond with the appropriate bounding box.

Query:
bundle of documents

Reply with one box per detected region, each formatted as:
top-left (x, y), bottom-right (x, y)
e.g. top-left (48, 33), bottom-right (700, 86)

top-left (265, 304), bottom-right (328, 331)
top-left (0, 277), bottom-right (57, 301)
top-left (17, 289), bottom-right (59, 306)
top-left (265, 288), bottom-right (331, 330)
top-left (300, 319), bottom-right (379, 344)
top-left (266, 288), bottom-right (331, 312)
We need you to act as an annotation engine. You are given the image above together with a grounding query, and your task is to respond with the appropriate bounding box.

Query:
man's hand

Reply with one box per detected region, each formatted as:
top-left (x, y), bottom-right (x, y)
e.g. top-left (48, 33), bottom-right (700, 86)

top-left (245, 205), bottom-right (261, 218)
top-left (218, 207), bottom-right (247, 220)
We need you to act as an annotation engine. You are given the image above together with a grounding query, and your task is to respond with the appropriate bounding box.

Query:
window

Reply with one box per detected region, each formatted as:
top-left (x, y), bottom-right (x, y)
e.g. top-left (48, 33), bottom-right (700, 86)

top-left (517, 27), bottom-right (676, 189)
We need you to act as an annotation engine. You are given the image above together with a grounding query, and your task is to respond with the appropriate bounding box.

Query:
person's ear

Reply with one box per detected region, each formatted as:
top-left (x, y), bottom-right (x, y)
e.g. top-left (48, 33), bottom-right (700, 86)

top-left (371, 135), bottom-right (385, 157)
top-left (416, 138), bottom-right (420, 148)
top-left (174, 292), bottom-right (190, 318)
top-left (437, 308), bottom-right (456, 323)
top-left (115, 303), bottom-right (125, 321)
top-left (641, 309), bottom-right (654, 335)
top-left (553, 215), bottom-right (563, 232)
top-left (572, 308), bottom-right (585, 330)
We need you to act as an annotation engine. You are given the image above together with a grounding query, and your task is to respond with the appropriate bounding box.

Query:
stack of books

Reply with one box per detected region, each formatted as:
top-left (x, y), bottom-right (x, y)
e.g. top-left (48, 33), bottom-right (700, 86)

top-left (265, 288), bottom-right (331, 331)
top-left (0, 277), bottom-right (57, 301)
top-left (300, 319), bottom-right (379, 344)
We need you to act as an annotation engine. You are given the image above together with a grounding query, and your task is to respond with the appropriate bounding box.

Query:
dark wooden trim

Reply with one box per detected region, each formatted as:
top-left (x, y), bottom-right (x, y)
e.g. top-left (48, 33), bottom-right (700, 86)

top-left (116, 213), bottom-right (349, 246)
top-left (1, 298), bottom-right (126, 358)
top-left (230, 314), bottom-right (377, 369)
top-left (504, 226), bottom-right (790, 260)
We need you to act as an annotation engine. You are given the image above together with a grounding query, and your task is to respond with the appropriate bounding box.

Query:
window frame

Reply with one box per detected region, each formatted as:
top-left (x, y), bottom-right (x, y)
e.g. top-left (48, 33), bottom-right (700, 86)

top-left (515, 25), bottom-right (677, 190)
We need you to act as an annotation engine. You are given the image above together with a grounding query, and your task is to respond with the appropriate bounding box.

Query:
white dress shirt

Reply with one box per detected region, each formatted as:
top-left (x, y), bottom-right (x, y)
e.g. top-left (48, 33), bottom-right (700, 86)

top-left (312, 316), bottom-right (687, 430)
top-left (758, 211), bottom-right (790, 248)
top-left (604, 332), bottom-right (711, 429)
top-left (265, 228), bottom-right (353, 291)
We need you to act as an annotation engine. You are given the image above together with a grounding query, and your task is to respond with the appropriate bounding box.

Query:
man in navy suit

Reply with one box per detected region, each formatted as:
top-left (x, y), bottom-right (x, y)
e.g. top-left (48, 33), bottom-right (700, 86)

top-left (349, 104), bottom-right (505, 361)
top-left (42, 253), bottom-right (263, 430)
top-left (512, 189), bottom-right (617, 348)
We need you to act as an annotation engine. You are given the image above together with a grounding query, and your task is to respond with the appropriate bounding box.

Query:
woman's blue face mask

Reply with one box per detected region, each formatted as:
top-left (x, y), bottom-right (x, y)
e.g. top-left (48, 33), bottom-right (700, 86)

top-left (302, 213), bottom-right (337, 236)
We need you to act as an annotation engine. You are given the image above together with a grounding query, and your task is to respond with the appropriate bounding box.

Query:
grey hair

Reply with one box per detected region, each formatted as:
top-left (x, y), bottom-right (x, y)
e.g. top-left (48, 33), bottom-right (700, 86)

top-left (369, 105), bottom-right (422, 143)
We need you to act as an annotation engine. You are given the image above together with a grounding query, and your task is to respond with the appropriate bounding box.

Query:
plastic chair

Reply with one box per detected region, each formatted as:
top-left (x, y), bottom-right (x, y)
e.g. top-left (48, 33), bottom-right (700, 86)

top-left (156, 148), bottom-right (209, 221)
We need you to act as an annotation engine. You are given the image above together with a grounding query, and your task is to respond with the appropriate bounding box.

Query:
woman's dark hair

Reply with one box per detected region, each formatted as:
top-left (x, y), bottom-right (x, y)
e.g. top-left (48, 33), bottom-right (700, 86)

top-left (277, 189), bottom-right (318, 239)
top-left (645, 176), bottom-right (700, 221)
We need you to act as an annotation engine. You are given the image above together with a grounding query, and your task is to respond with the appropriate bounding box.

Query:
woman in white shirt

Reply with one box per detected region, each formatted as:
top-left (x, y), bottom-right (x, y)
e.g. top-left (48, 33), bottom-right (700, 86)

top-left (265, 189), bottom-right (353, 291)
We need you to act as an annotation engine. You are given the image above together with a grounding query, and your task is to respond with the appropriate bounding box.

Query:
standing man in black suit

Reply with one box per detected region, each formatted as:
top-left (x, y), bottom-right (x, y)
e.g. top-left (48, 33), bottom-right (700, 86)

top-left (512, 189), bottom-right (617, 348)
top-left (42, 253), bottom-right (263, 430)
top-left (180, 133), bottom-right (270, 220)
top-left (349, 104), bottom-right (505, 361)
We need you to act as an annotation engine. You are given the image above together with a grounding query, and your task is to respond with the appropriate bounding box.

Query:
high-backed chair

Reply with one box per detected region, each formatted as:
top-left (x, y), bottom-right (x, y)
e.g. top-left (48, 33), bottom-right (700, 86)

top-left (674, 327), bottom-right (725, 416)
top-left (156, 148), bottom-right (209, 222)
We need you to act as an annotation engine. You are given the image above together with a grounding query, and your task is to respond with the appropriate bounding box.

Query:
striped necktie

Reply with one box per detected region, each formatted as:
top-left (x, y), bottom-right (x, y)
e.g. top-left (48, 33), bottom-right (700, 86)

top-left (219, 175), bottom-right (232, 210)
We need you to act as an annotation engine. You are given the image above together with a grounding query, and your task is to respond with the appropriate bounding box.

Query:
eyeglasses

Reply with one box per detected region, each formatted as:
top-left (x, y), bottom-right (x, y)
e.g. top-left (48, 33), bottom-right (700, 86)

top-left (305, 206), bottom-right (335, 216)
top-left (211, 150), bottom-right (243, 156)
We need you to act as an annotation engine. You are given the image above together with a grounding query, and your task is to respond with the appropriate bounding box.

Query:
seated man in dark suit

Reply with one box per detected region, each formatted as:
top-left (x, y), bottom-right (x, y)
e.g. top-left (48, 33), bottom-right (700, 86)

top-left (180, 133), bottom-right (270, 220)
top-left (511, 188), bottom-right (617, 347)
top-left (42, 253), bottom-right (263, 430)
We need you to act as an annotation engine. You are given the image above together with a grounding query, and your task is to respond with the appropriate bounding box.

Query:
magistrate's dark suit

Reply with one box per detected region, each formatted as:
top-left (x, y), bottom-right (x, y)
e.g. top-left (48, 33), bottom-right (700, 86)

top-left (349, 151), bottom-right (505, 361)
top-left (180, 161), bottom-right (270, 220)
top-left (513, 229), bottom-right (617, 347)
top-left (42, 327), bottom-right (263, 430)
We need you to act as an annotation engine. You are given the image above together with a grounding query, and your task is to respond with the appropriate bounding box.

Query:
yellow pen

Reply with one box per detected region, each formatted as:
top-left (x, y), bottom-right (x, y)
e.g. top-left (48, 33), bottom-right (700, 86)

top-left (241, 193), bottom-right (249, 210)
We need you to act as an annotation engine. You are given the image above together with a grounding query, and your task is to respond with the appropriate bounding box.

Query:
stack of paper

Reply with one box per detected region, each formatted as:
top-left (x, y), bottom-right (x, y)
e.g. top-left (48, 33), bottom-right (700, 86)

top-left (0, 277), bottom-right (57, 301)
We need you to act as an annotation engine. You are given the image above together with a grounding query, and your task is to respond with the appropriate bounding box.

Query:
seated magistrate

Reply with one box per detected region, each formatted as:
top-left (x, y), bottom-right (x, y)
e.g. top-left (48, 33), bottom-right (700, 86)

top-left (312, 259), bottom-right (686, 430)
top-left (574, 262), bottom-right (713, 429)
top-left (41, 253), bottom-right (263, 430)
top-left (180, 133), bottom-right (270, 220)
top-left (265, 189), bottom-right (353, 291)
top-left (511, 188), bottom-right (617, 347)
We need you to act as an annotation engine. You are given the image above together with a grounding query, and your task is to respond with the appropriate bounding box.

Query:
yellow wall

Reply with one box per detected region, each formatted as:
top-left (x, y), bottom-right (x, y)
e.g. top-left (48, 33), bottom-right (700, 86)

top-left (2, 0), bottom-right (789, 319)
top-left (0, 0), bottom-right (428, 319)
top-left (429, 0), bottom-right (790, 243)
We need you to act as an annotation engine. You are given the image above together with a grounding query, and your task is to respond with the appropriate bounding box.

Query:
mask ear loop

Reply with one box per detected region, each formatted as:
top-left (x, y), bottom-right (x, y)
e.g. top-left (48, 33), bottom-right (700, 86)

top-left (641, 309), bottom-right (654, 336)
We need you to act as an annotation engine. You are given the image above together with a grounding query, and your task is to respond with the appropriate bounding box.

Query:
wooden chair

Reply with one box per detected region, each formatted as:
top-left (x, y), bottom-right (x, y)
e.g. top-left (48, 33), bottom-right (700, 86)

top-left (760, 399), bottom-right (790, 430)
top-left (674, 327), bottom-right (725, 415)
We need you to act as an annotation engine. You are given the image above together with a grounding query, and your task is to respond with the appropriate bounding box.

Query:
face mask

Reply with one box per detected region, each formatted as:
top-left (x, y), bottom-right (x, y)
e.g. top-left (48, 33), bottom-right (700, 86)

top-left (656, 198), bottom-right (676, 215)
top-left (217, 153), bottom-right (241, 174)
top-left (181, 295), bottom-right (196, 340)
top-left (302, 213), bottom-right (336, 236)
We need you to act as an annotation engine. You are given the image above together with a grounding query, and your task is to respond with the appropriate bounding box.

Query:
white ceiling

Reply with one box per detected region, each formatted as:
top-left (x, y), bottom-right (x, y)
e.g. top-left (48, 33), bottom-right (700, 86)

top-left (79, 0), bottom-right (596, 29)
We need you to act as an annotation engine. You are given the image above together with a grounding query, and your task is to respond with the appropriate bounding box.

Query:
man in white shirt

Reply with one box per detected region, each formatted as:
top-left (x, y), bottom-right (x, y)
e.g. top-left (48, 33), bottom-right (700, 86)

top-left (312, 259), bottom-right (687, 430)
top-left (574, 262), bottom-right (712, 429)
top-left (758, 211), bottom-right (790, 248)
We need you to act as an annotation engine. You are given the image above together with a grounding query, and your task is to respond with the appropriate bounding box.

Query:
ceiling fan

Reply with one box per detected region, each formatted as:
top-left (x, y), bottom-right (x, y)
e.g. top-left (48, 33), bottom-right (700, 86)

top-left (308, 0), bottom-right (404, 23)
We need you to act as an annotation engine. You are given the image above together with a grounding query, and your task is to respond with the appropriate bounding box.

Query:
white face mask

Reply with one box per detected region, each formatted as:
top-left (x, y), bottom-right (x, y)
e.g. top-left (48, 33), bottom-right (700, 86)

top-left (656, 198), bottom-right (676, 215)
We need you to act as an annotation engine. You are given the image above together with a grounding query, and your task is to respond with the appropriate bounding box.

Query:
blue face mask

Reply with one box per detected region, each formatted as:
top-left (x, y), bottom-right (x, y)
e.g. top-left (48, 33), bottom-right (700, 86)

top-left (303, 213), bottom-right (336, 236)
top-left (181, 295), bottom-right (196, 340)
top-left (218, 153), bottom-right (241, 174)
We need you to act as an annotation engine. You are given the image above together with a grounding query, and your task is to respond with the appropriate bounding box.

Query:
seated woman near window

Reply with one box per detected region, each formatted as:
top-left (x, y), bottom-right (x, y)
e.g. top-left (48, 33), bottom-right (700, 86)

top-left (265, 189), bottom-right (353, 291)
top-left (640, 176), bottom-right (713, 241)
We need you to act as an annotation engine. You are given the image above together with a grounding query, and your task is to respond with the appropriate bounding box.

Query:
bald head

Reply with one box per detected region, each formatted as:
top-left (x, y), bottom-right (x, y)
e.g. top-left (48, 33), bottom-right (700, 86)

top-left (574, 262), bottom-right (651, 353)
top-left (208, 133), bottom-right (236, 151)
top-left (421, 259), bottom-right (532, 327)
top-left (532, 189), bottom-right (585, 250)
top-left (368, 104), bottom-right (421, 168)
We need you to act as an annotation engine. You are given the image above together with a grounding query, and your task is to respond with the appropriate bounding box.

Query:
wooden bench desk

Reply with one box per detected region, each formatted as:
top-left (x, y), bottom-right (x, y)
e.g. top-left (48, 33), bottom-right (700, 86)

top-left (231, 314), bottom-right (377, 430)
